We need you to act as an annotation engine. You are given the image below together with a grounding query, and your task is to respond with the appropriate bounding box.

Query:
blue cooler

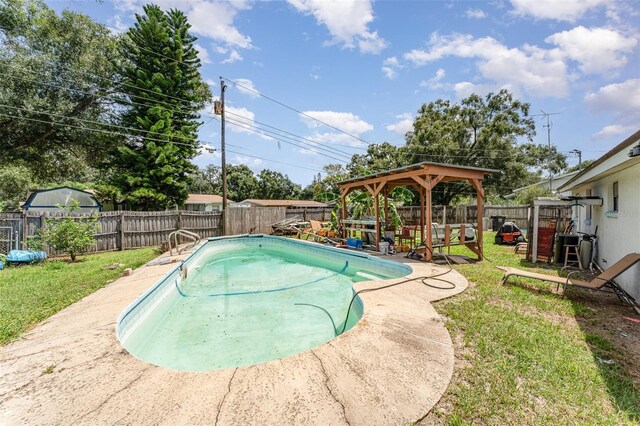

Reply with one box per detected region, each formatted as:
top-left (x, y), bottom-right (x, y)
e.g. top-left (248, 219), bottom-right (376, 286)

top-left (346, 238), bottom-right (363, 249)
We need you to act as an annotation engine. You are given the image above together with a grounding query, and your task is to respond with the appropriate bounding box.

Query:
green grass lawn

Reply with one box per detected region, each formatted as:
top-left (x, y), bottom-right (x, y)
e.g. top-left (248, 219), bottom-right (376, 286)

top-left (0, 248), bottom-right (157, 345)
top-left (428, 232), bottom-right (640, 425)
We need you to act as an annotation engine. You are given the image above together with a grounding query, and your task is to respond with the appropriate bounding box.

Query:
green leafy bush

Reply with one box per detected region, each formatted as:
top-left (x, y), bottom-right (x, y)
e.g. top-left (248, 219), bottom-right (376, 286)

top-left (40, 200), bottom-right (99, 262)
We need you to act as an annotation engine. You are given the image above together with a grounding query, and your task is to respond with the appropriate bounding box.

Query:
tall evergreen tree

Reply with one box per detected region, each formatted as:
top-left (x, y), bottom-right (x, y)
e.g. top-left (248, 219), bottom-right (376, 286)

top-left (109, 5), bottom-right (211, 210)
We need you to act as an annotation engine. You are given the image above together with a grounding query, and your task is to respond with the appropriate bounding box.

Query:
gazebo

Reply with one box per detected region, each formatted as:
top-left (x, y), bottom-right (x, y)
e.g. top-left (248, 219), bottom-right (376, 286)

top-left (337, 161), bottom-right (496, 261)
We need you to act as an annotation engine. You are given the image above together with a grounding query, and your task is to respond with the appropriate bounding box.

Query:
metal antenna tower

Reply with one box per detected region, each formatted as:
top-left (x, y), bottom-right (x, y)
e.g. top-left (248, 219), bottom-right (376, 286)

top-left (538, 110), bottom-right (561, 189)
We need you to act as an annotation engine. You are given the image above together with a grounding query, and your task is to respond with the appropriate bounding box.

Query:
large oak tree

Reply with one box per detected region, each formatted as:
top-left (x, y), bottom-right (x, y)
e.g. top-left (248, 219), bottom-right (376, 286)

top-left (0, 0), bottom-right (118, 182)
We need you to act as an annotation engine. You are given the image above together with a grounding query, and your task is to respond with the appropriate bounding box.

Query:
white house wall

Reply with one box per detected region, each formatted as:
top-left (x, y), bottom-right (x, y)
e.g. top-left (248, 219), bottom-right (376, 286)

top-left (573, 163), bottom-right (640, 301)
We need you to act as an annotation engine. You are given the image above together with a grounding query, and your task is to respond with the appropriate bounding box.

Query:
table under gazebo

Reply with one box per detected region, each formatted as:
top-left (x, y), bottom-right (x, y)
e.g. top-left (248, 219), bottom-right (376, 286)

top-left (337, 161), bottom-right (496, 262)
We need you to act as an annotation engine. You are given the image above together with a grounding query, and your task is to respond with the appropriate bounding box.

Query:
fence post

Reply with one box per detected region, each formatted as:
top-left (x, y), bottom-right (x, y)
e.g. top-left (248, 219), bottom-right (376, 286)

top-left (177, 210), bottom-right (183, 230)
top-left (119, 211), bottom-right (125, 251)
top-left (21, 212), bottom-right (27, 249)
top-left (40, 211), bottom-right (48, 255)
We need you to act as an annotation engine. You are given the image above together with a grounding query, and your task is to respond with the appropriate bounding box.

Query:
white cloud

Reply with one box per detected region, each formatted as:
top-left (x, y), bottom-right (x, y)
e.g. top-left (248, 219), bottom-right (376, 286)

top-left (232, 78), bottom-right (259, 97)
top-left (232, 155), bottom-right (263, 169)
top-left (198, 144), bottom-right (220, 157)
top-left (465, 8), bottom-right (487, 19)
top-left (386, 113), bottom-right (414, 135)
top-left (301, 111), bottom-right (373, 134)
top-left (221, 50), bottom-right (243, 64)
top-left (300, 110), bottom-right (373, 147)
top-left (187, 1), bottom-right (253, 49)
top-left (585, 78), bottom-right (640, 117)
top-left (287, 0), bottom-right (387, 54)
top-left (545, 26), bottom-right (637, 75)
top-left (107, 15), bottom-right (129, 35)
top-left (225, 106), bottom-right (272, 141)
top-left (111, 1), bottom-right (253, 56)
top-left (194, 44), bottom-right (211, 64)
top-left (382, 56), bottom-right (402, 79)
top-left (585, 79), bottom-right (640, 139)
top-left (592, 124), bottom-right (638, 140)
top-left (510, 0), bottom-right (608, 22)
top-left (452, 81), bottom-right (496, 99)
top-left (358, 31), bottom-right (388, 54)
top-left (404, 33), bottom-right (569, 98)
top-left (420, 68), bottom-right (446, 89)
top-left (113, 0), bottom-right (141, 12)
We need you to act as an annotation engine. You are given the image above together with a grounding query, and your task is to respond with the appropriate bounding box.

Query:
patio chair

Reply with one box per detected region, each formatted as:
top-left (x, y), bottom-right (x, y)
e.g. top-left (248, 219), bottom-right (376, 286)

top-left (498, 253), bottom-right (640, 314)
top-left (397, 226), bottom-right (417, 250)
top-left (298, 220), bottom-right (328, 242)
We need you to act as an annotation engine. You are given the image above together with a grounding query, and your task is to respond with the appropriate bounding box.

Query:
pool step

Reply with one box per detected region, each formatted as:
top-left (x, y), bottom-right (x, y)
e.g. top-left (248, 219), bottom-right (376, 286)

top-left (352, 271), bottom-right (382, 282)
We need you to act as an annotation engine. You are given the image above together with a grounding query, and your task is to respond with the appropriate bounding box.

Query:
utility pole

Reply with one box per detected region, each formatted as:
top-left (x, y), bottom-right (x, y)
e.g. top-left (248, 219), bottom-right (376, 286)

top-left (570, 149), bottom-right (582, 169)
top-left (539, 110), bottom-right (561, 190)
top-left (220, 77), bottom-right (228, 234)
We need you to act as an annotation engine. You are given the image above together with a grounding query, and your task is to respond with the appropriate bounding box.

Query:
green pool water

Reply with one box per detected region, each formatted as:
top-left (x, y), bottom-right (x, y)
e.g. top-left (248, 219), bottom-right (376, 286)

top-left (118, 237), bottom-right (409, 371)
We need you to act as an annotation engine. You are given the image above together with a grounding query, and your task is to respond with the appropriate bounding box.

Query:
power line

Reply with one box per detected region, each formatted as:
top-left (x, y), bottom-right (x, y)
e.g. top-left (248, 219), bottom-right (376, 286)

top-left (222, 116), bottom-right (349, 163)
top-left (1, 63), bottom-right (358, 160)
top-left (217, 115), bottom-right (350, 164)
top-left (221, 76), bottom-right (373, 146)
top-left (0, 110), bottom-right (323, 176)
top-left (6, 62), bottom-right (580, 159)
top-left (225, 148), bottom-right (325, 173)
top-left (0, 103), bottom-right (209, 147)
top-left (0, 111), bottom-right (201, 148)
top-left (0, 64), bottom-right (196, 111)
top-left (1, 54), bottom-right (199, 108)
top-left (224, 109), bottom-right (355, 158)
top-left (221, 114), bottom-right (352, 162)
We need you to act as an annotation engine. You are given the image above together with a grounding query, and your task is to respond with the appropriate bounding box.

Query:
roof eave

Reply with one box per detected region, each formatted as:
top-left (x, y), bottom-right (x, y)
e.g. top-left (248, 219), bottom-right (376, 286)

top-left (558, 129), bottom-right (640, 192)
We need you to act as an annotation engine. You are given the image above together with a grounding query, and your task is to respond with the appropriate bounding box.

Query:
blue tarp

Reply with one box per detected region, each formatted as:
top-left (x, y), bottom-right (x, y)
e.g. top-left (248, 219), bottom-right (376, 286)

top-left (0, 260), bottom-right (3, 270)
top-left (6, 250), bottom-right (47, 263)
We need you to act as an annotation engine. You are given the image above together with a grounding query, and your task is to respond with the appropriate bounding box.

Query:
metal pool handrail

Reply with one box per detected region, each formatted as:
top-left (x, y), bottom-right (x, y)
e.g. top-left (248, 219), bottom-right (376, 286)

top-left (168, 230), bottom-right (201, 256)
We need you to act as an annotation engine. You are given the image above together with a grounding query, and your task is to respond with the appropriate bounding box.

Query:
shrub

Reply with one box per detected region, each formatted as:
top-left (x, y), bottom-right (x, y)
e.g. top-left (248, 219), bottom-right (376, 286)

top-left (40, 200), bottom-right (99, 262)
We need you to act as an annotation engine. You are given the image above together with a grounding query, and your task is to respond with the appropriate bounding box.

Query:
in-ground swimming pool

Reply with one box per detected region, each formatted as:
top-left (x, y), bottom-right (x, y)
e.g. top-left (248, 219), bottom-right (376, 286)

top-left (117, 235), bottom-right (411, 371)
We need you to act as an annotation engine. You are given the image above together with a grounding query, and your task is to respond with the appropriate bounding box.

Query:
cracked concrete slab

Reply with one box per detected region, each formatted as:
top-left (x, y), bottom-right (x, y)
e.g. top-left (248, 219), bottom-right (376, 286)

top-left (0, 247), bottom-right (468, 425)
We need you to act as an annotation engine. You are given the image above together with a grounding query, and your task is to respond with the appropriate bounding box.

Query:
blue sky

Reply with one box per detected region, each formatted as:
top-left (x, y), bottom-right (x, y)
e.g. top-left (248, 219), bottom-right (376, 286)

top-left (50, 0), bottom-right (639, 186)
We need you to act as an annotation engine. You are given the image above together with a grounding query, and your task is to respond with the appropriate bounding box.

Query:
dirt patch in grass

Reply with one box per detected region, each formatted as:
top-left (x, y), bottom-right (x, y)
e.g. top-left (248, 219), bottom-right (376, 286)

top-left (423, 233), bottom-right (640, 424)
top-left (570, 292), bottom-right (640, 387)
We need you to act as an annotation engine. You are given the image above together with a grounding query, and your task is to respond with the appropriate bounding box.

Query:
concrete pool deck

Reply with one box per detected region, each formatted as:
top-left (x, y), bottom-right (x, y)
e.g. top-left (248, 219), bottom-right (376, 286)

top-left (0, 245), bottom-right (468, 425)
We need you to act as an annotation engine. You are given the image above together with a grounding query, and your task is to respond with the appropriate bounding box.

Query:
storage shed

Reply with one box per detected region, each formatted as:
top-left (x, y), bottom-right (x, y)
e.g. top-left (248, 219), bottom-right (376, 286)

top-left (22, 186), bottom-right (101, 213)
top-left (183, 194), bottom-right (224, 212)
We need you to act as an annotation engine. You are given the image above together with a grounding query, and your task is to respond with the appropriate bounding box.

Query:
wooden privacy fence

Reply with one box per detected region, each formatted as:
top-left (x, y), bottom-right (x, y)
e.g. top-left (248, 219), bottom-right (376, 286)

top-left (225, 207), bottom-right (286, 235)
top-left (0, 210), bottom-right (222, 255)
top-left (285, 207), bottom-right (333, 222)
top-left (396, 205), bottom-right (532, 229)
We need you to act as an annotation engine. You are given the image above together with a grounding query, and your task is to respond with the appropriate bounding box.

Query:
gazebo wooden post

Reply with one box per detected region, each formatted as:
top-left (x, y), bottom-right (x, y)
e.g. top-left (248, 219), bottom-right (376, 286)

top-left (419, 186), bottom-right (425, 247)
top-left (469, 178), bottom-right (485, 261)
top-left (424, 177), bottom-right (433, 262)
top-left (374, 190), bottom-right (380, 251)
top-left (383, 187), bottom-right (389, 228)
top-left (340, 187), bottom-right (349, 240)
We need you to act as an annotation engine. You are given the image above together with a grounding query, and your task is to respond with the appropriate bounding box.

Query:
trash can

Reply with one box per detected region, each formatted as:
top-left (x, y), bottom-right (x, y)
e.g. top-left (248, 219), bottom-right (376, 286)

top-left (379, 241), bottom-right (390, 254)
top-left (491, 216), bottom-right (506, 232)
